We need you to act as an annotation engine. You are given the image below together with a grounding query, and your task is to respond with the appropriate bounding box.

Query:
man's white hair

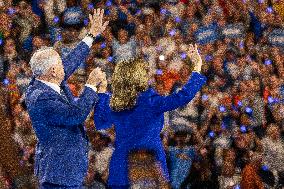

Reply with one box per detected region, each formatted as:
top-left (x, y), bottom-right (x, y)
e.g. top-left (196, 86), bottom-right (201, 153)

top-left (29, 46), bottom-right (60, 77)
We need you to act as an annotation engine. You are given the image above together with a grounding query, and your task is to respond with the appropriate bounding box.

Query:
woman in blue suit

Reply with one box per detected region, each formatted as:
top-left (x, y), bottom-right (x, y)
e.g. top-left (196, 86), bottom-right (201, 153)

top-left (94, 44), bottom-right (207, 189)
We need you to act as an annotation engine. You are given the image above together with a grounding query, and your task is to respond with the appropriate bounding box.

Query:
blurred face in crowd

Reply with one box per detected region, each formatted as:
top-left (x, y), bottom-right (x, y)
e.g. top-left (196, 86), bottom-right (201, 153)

top-left (179, 65), bottom-right (190, 85)
top-left (211, 124), bottom-right (222, 134)
top-left (14, 104), bottom-right (23, 116)
top-left (234, 131), bottom-right (251, 150)
top-left (203, 14), bottom-right (213, 26)
top-left (175, 134), bottom-right (191, 147)
top-left (245, 33), bottom-right (255, 50)
top-left (270, 75), bottom-right (281, 89)
top-left (174, 31), bottom-right (183, 45)
top-left (102, 47), bottom-right (111, 58)
top-left (0, 0), bottom-right (12, 11)
top-left (92, 133), bottom-right (110, 151)
top-left (222, 160), bottom-right (236, 176)
top-left (62, 28), bottom-right (79, 44)
top-left (202, 43), bottom-right (213, 54)
top-left (224, 149), bottom-right (236, 163)
top-left (118, 29), bottom-right (129, 44)
top-left (190, 22), bottom-right (198, 33)
top-left (144, 15), bottom-right (154, 28)
top-left (236, 56), bottom-right (247, 68)
top-left (186, 5), bottom-right (196, 18)
top-left (267, 125), bottom-right (280, 141)
top-left (7, 64), bottom-right (20, 78)
top-left (143, 35), bottom-right (151, 46)
top-left (18, 1), bottom-right (33, 16)
top-left (239, 81), bottom-right (247, 93)
top-left (252, 79), bottom-right (260, 92)
top-left (32, 36), bottom-right (46, 50)
top-left (136, 25), bottom-right (145, 40)
top-left (4, 38), bottom-right (17, 59)
top-left (240, 114), bottom-right (251, 126)
top-left (66, 0), bottom-right (77, 7)
top-left (0, 12), bottom-right (12, 37)
top-left (212, 56), bottom-right (223, 75)
top-left (103, 27), bottom-right (113, 41)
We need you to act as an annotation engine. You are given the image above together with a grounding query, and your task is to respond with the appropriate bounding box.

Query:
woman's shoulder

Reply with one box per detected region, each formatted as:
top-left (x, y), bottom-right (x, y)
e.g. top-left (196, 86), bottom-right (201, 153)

top-left (98, 93), bottom-right (112, 106)
top-left (141, 87), bottom-right (159, 96)
top-left (98, 92), bottom-right (112, 98)
top-left (138, 88), bottom-right (161, 102)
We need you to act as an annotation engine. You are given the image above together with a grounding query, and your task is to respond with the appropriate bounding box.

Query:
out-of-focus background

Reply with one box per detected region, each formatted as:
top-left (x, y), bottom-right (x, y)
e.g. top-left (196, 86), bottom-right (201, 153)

top-left (0, 0), bottom-right (283, 188)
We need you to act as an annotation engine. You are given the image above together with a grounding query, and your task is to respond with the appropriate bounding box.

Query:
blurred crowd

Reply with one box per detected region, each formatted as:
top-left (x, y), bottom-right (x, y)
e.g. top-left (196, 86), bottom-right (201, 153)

top-left (0, 0), bottom-right (284, 188)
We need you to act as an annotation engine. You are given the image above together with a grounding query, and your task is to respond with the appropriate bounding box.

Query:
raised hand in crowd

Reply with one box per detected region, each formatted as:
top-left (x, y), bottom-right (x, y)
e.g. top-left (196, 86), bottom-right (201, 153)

top-left (88, 8), bottom-right (109, 37)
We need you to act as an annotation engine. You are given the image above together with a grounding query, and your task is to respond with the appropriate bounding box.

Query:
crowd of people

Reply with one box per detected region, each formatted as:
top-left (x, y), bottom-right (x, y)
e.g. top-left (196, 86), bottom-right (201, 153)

top-left (0, 0), bottom-right (283, 188)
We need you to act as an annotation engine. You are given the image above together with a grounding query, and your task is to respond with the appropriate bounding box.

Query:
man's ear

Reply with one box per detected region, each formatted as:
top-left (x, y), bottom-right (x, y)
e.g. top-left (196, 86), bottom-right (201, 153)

top-left (51, 67), bottom-right (57, 77)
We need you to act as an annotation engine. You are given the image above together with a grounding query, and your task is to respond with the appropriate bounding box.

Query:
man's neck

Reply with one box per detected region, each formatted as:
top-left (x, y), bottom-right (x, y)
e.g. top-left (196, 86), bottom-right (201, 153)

top-left (37, 76), bottom-right (61, 86)
top-left (36, 78), bottom-right (62, 94)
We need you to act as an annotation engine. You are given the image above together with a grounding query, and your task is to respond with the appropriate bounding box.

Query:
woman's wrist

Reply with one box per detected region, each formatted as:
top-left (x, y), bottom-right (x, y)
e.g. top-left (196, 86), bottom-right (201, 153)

top-left (193, 67), bottom-right (201, 73)
top-left (193, 70), bottom-right (201, 73)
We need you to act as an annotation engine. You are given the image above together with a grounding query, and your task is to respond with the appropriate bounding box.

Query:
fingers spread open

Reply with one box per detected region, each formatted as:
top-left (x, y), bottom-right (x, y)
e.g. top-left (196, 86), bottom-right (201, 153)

top-left (102, 21), bottom-right (109, 28)
top-left (97, 8), bottom-right (101, 16)
top-left (194, 44), bottom-right (198, 51)
top-left (89, 14), bottom-right (93, 23)
top-left (100, 9), bottom-right (104, 18)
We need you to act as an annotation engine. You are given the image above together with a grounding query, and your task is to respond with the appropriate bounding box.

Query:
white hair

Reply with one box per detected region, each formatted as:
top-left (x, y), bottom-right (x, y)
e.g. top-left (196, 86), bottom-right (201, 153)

top-left (29, 46), bottom-right (60, 77)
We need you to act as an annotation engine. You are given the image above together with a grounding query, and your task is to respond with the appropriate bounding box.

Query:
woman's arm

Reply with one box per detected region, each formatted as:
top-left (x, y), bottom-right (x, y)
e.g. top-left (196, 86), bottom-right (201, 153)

top-left (149, 72), bottom-right (206, 114)
top-left (150, 44), bottom-right (206, 114)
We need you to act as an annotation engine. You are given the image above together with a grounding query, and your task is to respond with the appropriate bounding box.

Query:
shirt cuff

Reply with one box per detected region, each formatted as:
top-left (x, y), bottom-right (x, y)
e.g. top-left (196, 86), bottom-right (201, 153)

top-left (82, 36), bottom-right (94, 48)
top-left (85, 84), bottom-right (97, 92)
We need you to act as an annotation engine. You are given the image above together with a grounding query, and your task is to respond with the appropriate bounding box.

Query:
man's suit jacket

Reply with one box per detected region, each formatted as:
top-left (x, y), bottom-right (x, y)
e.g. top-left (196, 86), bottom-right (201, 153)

top-left (94, 72), bottom-right (207, 186)
top-left (25, 41), bottom-right (98, 186)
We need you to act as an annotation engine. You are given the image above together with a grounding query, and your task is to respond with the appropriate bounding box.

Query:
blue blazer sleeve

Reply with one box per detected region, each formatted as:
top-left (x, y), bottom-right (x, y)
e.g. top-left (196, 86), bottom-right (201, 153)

top-left (94, 93), bottom-right (113, 130)
top-left (62, 41), bottom-right (90, 81)
top-left (35, 87), bottom-right (98, 129)
top-left (149, 72), bottom-right (207, 114)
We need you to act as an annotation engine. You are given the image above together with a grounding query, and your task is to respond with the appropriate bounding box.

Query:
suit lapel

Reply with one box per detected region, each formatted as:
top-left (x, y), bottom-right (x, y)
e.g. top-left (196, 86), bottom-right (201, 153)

top-left (60, 81), bottom-right (75, 102)
top-left (33, 80), bottom-right (71, 104)
top-left (32, 80), bottom-right (88, 139)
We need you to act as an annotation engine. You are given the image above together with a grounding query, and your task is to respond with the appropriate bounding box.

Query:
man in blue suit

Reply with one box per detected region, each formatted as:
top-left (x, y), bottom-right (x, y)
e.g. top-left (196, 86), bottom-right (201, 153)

top-left (25, 9), bottom-right (109, 189)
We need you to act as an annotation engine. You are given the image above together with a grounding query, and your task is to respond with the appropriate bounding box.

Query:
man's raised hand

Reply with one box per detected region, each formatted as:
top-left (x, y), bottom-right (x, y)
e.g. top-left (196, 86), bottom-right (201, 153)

top-left (88, 8), bottom-right (109, 37)
top-left (86, 67), bottom-right (106, 87)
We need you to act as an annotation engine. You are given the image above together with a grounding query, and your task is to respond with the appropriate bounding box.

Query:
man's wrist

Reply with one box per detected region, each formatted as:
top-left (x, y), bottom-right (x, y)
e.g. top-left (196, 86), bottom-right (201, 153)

top-left (193, 63), bottom-right (202, 73)
top-left (82, 35), bottom-right (94, 48)
top-left (86, 32), bottom-right (97, 39)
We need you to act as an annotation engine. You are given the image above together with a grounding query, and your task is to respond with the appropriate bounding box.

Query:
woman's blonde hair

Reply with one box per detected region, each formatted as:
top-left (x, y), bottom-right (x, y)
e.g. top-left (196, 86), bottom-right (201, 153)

top-left (110, 58), bottom-right (149, 112)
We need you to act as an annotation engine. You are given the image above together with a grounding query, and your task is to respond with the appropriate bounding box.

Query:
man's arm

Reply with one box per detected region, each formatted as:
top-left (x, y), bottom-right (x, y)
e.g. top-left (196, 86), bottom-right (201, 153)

top-left (36, 67), bottom-right (106, 128)
top-left (62, 8), bottom-right (109, 81)
top-left (62, 41), bottom-right (91, 81)
top-left (35, 87), bottom-right (99, 129)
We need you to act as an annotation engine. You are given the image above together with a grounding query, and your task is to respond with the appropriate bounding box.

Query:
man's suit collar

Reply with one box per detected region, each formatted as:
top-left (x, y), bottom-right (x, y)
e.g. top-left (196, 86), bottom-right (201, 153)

top-left (36, 79), bottom-right (61, 94)
top-left (31, 80), bottom-right (68, 101)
